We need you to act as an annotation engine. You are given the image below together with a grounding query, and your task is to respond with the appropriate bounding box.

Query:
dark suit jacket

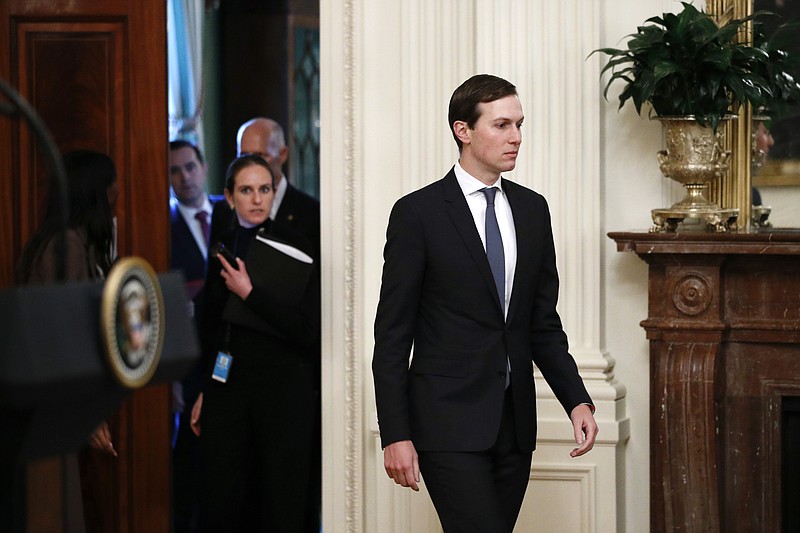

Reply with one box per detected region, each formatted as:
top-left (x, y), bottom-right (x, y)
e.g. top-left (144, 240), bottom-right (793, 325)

top-left (278, 184), bottom-right (320, 260)
top-left (372, 168), bottom-right (592, 453)
top-left (170, 195), bottom-right (223, 291)
top-left (170, 195), bottom-right (223, 404)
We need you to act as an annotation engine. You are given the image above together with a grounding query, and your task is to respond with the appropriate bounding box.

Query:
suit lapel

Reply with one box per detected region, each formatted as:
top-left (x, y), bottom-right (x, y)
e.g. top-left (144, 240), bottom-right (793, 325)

top-left (172, 204), bottom-right (199, 253)
top-left (441, 170), bottom-right (504, 314)
top-left (276, 184), bottom-right (296, 224)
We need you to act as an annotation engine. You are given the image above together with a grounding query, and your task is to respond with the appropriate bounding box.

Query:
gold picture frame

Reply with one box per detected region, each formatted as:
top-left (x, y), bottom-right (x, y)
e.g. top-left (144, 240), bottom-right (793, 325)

top-left (709, 0), bottom-right (800, 220)
top-left (707, 0), bottom-right (754, 227)
top-left (100, 257), bottom-right (164, 389)
top-left (753, 160), bottom-right (800, 187)
top-left (751, 0), bottom-right (800, 189)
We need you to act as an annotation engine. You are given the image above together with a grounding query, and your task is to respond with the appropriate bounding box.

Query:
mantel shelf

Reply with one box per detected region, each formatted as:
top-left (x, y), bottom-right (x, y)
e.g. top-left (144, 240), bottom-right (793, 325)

top-left (609, 230), bottom-right (800, 255)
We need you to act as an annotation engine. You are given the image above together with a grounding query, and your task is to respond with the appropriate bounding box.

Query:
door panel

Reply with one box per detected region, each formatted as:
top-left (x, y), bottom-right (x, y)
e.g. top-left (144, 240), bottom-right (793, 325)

top-left (14, 20), bottom-right (127, 254)
top-left (0, 2), bottom-right (170, 531)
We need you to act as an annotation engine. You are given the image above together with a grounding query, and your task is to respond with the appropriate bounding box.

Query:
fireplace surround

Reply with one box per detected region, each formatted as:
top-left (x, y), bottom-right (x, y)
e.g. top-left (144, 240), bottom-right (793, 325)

top-left (783, 397), bottom-right (800, 531)
top-left (609, 231), bottom-right (800, 533)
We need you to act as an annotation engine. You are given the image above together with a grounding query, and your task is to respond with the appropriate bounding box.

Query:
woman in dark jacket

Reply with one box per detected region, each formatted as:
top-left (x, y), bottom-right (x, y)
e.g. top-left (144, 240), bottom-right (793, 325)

top-left (17, 149), bottom-right (118, 284)
top-left (16, 149), bottom-right (120, 531)
top-left (190, 154), bottom-right (319, 532)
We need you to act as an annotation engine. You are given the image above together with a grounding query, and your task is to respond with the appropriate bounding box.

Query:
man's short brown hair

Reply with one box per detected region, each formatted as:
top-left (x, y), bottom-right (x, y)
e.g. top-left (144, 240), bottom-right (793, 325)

top-left (448, 74), bottom-right (517, 152)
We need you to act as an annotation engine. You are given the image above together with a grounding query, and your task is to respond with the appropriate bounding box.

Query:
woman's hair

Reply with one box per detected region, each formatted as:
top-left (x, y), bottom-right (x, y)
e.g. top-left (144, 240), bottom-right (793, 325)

top-left (224, 153), bottom-right (275, 193)
top-left (16, 149), bottom-right (117, 282)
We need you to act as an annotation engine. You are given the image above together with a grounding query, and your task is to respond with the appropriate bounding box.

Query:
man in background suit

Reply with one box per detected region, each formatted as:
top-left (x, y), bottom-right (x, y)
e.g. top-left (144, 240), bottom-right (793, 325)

top-left (170, 139), bottom-right (223, 303)
top-left (238, 118), bottom-right (319, 253)
top-left (209, 117), bottom-right (320, 259)
top-left (169, 139), bottom-right (222, 533)
top-left (372, 74), bottom-right (598, 533)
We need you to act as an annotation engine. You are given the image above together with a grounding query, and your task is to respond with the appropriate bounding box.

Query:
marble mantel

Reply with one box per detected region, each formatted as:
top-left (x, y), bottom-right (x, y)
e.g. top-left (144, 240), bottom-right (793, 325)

top-left (609, 230), bottom-right (800, 533)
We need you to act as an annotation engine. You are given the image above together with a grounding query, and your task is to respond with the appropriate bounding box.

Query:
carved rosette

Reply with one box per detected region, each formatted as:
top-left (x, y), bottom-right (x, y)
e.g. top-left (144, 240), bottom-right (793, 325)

top-left (672, 273), bottom-right (713, 316)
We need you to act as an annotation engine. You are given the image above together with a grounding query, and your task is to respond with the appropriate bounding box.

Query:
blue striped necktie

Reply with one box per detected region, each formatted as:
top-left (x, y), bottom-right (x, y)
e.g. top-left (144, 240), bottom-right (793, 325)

top-left (482, 187), bottom-right (505, 310)
top-left (482, 187), bottom-right (511, 388)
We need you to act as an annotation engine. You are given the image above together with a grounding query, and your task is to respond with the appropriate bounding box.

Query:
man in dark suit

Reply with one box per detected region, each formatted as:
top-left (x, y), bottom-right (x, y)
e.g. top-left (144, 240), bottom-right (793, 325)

top-left (170, 140), bottom-right (223, 303)
top-left (169, 139), bottom-right (222, 533)
top-left (210, 118), bottom-right (320, 256)
top-left (372, 74), bottom-right (598, 533)
top-left (232, 117), bottom-right (320, 257)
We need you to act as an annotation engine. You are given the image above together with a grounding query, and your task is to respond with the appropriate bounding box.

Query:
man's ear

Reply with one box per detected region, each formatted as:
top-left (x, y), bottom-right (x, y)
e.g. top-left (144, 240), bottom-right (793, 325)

top-left (453, 121), bottom-right (471, 146)
top-left (278, 145), bottom-right (289, 166)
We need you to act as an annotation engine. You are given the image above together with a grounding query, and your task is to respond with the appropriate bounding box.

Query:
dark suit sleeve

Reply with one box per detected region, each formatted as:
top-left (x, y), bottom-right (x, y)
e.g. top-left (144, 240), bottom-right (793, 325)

top-left (277, 186), bottom-right (321, 260)
top-left (528, 199), bottom-right (592, 414)
top-left (372, 197), bottom-right (427, 448)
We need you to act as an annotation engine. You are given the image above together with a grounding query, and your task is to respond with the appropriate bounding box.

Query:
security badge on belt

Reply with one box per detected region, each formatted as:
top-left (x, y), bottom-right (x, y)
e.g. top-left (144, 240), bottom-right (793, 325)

top-left (212, 352), bottom-right (232, 383)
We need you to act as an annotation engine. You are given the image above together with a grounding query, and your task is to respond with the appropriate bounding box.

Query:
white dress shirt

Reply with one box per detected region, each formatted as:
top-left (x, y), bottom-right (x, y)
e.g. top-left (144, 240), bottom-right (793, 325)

top-left (175, 196), bottom-right (212, 259)
top-left (454, 162), bottom-right (517, 317)
top-left (269, 173), bottom-right (289, 220)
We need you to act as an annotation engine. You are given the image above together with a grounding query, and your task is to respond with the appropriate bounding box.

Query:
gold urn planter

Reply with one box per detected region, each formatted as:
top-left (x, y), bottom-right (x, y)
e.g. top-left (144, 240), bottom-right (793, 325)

top-left (650, 116), bottom-right (739, 233)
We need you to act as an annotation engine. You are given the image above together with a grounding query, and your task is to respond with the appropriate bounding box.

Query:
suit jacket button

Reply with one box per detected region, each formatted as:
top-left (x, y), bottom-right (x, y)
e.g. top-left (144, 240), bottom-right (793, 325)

top-left (498, 371), bottom-right (507, 380)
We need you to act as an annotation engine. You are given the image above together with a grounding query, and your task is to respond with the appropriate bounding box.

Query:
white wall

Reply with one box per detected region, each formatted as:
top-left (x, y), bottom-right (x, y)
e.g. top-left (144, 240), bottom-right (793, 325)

top-left (600, 2), bottom-right (691, 531)
top-left (758, 186), bottom-right (800, 227)
top-left (321, 1), bottom-right (691, 532)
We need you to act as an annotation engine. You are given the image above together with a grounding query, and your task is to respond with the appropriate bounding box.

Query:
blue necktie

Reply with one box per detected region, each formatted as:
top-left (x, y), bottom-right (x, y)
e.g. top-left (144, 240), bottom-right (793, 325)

top-left (482, 187), bottom-right (505, 311)
top-left (482, 187), bottom-right (511, 387)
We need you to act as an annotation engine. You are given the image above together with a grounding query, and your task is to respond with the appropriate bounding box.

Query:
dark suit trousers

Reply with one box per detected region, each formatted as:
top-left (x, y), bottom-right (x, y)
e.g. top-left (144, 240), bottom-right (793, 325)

top-left (418, 388), bottom-right (533, 533)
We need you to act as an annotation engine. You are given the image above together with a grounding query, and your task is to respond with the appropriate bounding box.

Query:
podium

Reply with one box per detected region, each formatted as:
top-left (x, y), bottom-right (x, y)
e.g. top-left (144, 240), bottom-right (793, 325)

top-left (0, 270), bottom-right (200, 533)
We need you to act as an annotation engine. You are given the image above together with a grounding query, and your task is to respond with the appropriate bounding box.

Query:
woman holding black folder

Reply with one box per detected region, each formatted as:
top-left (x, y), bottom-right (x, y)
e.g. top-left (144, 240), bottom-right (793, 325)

top-left (190, 154), bottom-right (319, 533)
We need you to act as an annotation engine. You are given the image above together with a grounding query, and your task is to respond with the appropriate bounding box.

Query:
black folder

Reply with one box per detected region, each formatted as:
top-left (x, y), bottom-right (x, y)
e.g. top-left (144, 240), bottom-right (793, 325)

top-left (222, 234), bottom-right (314, 335)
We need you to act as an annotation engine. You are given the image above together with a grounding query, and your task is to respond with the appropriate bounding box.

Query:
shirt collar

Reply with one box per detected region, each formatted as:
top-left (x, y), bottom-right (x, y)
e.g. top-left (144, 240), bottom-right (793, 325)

top-left (454, 161), bottom-right (503, 197)
top-left (174, 194), bottom-right (212, 219)
top-left (270, 173), bottom-right (288, 220)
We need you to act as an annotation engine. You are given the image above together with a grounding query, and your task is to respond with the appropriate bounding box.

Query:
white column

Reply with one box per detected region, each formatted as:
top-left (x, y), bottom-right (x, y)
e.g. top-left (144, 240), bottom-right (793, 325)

top-left (320, 0), bottom-right (365, 531)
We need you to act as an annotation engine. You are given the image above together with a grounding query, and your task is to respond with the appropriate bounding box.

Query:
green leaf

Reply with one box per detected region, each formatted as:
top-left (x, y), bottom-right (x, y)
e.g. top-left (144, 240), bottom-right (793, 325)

top-left (592, 1), bottom-right (800, 121)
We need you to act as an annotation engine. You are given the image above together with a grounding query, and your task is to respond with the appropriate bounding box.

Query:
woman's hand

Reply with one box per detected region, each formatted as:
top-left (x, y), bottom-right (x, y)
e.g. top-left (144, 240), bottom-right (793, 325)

top-left (88, 421), bottom-right (117, 456)
top-left (217, 254), bottom-right (253, 300)
top-left (190, 393), bottom-right (203, 437)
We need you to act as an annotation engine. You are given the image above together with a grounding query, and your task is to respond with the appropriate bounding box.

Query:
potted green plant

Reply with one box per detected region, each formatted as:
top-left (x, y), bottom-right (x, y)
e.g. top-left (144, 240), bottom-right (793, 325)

top-left (748, 17), bottom-right (800, 226)
top-left (593, 1), bottom-right (772, 132)
top-left (751, 17), bottom-right (800, 118)
top-left (592, 2), bottom-right (786, 232)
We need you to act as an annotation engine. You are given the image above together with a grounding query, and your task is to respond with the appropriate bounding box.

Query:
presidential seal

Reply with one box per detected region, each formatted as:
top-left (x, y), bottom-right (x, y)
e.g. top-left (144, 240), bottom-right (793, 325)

top-left (101, 257), bottom-right (164, 388)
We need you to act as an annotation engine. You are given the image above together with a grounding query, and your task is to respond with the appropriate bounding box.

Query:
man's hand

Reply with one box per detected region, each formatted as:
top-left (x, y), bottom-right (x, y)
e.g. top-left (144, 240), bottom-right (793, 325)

top-left (383, 440), bottom-right (420, 491)
top-left (569, 404), bottom-right (598, 458)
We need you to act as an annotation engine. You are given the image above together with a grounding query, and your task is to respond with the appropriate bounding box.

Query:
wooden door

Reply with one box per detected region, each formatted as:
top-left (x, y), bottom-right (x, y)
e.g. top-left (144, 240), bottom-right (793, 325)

top-left (0, 1), bottom-right (171, 531)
